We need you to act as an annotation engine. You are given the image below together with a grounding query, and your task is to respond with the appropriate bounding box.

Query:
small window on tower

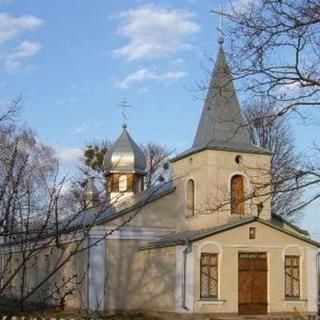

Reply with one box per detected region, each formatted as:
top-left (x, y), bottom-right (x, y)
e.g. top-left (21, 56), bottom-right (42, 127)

top-left (186, 179), bottom-right (195, 217)
top-left (231, 175), bottom-right (245, 215)
top-left (249, 227), bottom-right (256, 239)
top-left (235, 155), bottom-right (242, 164)
top-left (119, 175), bottom-right (128, 192)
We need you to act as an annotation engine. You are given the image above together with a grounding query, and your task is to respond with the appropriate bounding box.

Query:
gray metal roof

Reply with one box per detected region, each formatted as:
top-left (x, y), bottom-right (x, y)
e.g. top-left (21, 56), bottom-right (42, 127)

top-left (0, 181), bottom-right (176, 247)
top-left (59, 180), bottom-right (176, 231)
top-left (192, 45), bottom-right (271, 155)
top-left (140, 216), bottom-right (320, 250)
top-left (104, 125), bottom-right (147, 175)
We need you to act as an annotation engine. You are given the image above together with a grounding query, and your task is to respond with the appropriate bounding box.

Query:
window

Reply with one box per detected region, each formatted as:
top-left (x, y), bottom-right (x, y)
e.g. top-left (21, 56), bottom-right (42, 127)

top-left (134, 176), bottom-right (144, 193)
top-left (285, 255), bottom-right (300, 298)
top-left (231, 175), bottom-right (245, 215)
top-left (186, 179), bottom-right (195, 217)
top-left (249, 227), bottom-right (256, 239)
top-left (235, 155), bottom-right (242, 164)
top-left (200, 253), bottom-right (218, 299)
top-left (119, 175), bottom-right (128, 192)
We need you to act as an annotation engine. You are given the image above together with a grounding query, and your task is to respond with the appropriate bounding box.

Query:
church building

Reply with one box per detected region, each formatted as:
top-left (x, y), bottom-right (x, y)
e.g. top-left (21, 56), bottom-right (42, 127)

top-left (4, 39), bottom-right (320, 316)
top-left (79, 39), bottom-right (320, 316)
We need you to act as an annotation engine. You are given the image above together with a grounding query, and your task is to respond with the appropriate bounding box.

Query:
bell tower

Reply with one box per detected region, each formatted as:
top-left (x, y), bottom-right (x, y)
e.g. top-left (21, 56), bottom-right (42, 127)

top-left (103, 124), bottom-right (146, 201)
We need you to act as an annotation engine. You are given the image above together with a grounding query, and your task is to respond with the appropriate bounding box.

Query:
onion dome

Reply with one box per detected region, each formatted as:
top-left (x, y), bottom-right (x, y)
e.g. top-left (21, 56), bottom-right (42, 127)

top-left (104, 124), bottom-right (147, 175)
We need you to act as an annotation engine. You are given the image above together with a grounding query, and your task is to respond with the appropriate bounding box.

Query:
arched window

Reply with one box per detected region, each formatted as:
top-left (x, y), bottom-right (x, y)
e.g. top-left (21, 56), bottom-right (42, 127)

top-left (186, 179), bottom-right (195, 217)
top-left (231, 175), bottom-right (245, 215)
top-left (119, 175), bottom-right (128, 192)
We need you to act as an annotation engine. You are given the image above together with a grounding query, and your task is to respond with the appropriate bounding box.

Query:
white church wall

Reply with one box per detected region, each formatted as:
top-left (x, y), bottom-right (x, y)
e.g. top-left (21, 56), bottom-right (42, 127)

top-left (88, 233), bottom-right (106, 311)
top-left (105, 239), bottom-right (176, 312)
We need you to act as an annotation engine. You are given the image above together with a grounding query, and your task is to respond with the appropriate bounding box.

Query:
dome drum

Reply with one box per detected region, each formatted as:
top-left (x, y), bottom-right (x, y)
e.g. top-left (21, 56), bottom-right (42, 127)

top-left (106, 172), bottom-right (144, 194)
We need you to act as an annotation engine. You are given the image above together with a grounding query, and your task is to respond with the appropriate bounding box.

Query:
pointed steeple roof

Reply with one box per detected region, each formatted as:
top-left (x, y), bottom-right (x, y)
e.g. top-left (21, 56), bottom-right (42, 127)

top-left (193, 45), bottom-right (253, 149)
top-left (172, 45), bottom-right (271, 163)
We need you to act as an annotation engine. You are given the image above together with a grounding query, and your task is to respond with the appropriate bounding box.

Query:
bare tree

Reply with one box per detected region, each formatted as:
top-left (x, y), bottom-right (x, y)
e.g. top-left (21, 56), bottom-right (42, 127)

top-left (220, 0), bottom-right (320, 120)
top-left (83, 141), bottom-right (111, 174)
top-left (81, 141), bottom-right (171, 189)
top-left (204, 0), bottom-right (320, 216)
top-left (141, 142), bottom-right (172, 188)
top-left (243, 101), bottom-right (304, 218)
top-left (0, 101), bottom-right (173, 315)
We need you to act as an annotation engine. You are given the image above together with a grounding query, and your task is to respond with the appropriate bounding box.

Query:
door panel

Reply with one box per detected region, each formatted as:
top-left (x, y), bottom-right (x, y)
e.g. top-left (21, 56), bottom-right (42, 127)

top-left (238, 252), bottom-right (268, 315)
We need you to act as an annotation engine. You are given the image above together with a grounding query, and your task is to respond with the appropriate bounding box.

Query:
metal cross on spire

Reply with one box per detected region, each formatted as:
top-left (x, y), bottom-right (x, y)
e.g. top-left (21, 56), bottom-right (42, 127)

top-left (211, 0), bottom-right (224, 45)
top-left (118, 98), bottom-right (131, 129)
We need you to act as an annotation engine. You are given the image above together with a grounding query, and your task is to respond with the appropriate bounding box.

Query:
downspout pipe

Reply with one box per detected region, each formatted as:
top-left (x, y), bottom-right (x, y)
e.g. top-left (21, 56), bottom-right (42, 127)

top-left (317, 251), bottom-right (320, 315)
top-left (182, 239), bottom-right (192, 310)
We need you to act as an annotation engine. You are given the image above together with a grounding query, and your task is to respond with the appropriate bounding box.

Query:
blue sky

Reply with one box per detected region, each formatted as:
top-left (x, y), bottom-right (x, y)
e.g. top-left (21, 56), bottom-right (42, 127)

top-left (1, 0), bottom-right (319, 237)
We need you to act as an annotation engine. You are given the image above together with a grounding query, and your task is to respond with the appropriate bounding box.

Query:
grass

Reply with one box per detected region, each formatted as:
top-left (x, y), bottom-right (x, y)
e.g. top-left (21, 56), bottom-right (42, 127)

top-left (0, 298), bottom-right (164, 320)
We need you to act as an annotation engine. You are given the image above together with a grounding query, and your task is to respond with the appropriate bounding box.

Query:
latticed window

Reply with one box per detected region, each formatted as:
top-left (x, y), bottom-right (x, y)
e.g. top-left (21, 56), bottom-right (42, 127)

top-left (285, 255), bottom-right (300, 298)
top-left (231, 175), bottom-right (245, 214)
top-left (200, 253), bottom-right (218, 299)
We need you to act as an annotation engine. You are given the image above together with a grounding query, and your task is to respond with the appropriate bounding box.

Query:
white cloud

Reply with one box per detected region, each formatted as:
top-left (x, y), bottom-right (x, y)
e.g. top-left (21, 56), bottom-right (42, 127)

top-left (114, 3), bottom-right (200, 61)
top-left (0, 12), bottom-right (42, 44)
top-left (169, 57), bottom-right (185, 66)
top-left (3, 40), bottom-right (42, 72)
top-left (0, 12), bottom-right (42, 73)
top-left (118, 68), bottom-right (187, 88)
top-left (56, 147), bottom-right (82, 165)
top-left (12, 40), bottom-right (41, 57)
top-left (70, 123), bottom-right (87, 135)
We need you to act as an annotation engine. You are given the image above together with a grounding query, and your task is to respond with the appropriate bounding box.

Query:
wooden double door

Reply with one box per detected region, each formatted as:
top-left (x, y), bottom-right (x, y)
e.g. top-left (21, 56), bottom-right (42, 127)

top-left (238, 252), bottom-right (268, 315)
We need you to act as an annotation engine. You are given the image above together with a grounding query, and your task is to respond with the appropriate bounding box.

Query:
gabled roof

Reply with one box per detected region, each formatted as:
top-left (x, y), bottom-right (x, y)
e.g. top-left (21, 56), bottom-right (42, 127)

top-left (140, 216), bottom-right (320, 250)
top-left (104, 125), bottom-right (147, 175)
top-left (172, 45), bottom-right (271, 163)
top-left (271, 213), bottom-right (309, 236)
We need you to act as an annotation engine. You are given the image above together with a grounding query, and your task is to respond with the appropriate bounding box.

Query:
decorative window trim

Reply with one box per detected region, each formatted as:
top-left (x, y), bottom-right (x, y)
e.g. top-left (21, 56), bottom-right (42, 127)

top-left (198, 299), bottom-right (226, 305)
top-left (283, 299), bottom-right (307, 303)
top-left (227, 171), bottom-right (251, 193)
top-left (282, 245), bottom-right (304, 261)
top-left (197, 241), bottom-right (223, 259)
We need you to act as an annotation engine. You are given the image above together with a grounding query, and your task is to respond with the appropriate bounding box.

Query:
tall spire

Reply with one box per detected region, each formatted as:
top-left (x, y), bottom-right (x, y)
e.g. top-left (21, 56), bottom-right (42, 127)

top-left (192, 46), bottom-right (256, 151)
